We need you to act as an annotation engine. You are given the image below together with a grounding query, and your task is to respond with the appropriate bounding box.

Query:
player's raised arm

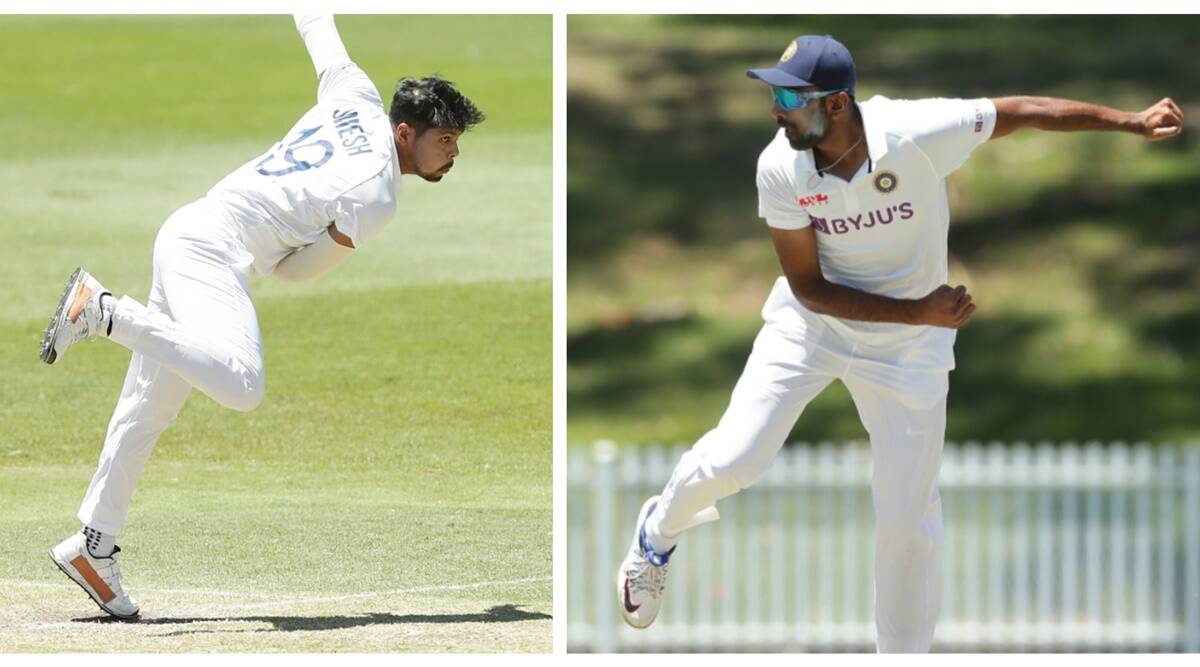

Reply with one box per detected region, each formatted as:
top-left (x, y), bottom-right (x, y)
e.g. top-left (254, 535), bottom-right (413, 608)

top-left (770, 226), bottom-right (976, 329)
top-left (990, 96), bottom-right (1184, 141)
top-left (294, 15), bottom-right (383, 107)
top-left (294, 14), bottom-right (351, 79)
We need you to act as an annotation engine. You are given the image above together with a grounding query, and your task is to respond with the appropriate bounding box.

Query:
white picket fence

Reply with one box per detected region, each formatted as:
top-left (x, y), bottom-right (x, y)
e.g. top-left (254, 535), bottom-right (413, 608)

top-left (567, 441), bottom-right (1200, 653)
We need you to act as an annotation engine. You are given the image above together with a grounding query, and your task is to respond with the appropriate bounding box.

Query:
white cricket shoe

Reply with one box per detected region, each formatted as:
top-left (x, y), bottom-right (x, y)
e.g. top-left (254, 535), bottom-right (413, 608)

top-left (48, 532), bottom-right (140, 619)
top-left (617, 496), bottom-right (675, 629)
top-left (40, 267), bottom-right (112, 365)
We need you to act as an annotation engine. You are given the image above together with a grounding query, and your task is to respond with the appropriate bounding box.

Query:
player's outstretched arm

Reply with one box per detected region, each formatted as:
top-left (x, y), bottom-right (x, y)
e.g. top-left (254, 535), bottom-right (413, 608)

top-left (771, 226), bottom-right (976, 329)
top-left (294, 14), bottom-right (351, 78)
top-left (990, 96), bottom-right (1183, 141)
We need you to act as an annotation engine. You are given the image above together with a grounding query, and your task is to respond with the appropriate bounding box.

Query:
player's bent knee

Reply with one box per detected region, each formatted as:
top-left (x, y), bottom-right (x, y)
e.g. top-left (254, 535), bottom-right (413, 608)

top-left (223, 387), bottom-right (264, 413)
top-left (241, 375), bottom-right (266, 412)
top-left (702, 454), bottom-right (762, 492)
top-left (715, 463), bottom-right (758, 492)
top-left (221, 370), bottom-right (266, 412)
top-left (705, 447), bottom-right (772, 491)
top-left (693, 429), bottom-right (777, 491)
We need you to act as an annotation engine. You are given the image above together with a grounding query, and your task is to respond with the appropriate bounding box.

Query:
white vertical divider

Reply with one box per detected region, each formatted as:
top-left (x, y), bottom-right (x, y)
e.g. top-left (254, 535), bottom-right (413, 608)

top-left (1061, 443), bottom-right (1081, 646)
top-left (1157, 448), bottom-right (1176, 646)
top-left (1012, 442), bottom-right (1031, 645)
top-left (1184, 447), bottom-right (1200, 653)
top-left (987, 441), bottom-right (1007, 641)
top-left (1109, 443), bottom-right (1129, 645)
top-left (1133, 443), bottom-right (1153, 646)
top-left (793, 446), bottom-right (810, 643)
top-left (592, 440), bottom-right (617, 653)
top-left (567, 448), bottom-right (586, 641)
top-left (1036, 442), bottom-right (1056, 644)
top-left (1084, 441), bottom-right (1104, 644)
top-left (817, 442), bottom-right (836, 641)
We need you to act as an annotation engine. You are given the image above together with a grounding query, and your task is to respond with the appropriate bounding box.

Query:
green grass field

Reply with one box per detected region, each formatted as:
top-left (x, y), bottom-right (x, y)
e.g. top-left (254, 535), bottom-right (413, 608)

top-left (0, 15), bottom-right (550, 652)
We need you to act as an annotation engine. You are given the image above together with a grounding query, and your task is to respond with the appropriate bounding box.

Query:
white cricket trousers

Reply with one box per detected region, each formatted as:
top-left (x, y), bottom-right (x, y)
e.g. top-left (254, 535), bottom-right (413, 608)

top-left (77, 198), bottom-right (265, 535)
top-left (643, 319), bottom-right (948, 653)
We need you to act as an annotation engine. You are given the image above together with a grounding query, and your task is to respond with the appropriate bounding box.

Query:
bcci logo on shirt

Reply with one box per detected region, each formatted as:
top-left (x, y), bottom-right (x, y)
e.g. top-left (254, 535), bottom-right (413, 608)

top-left (873, 171), bottom-right (899, 194)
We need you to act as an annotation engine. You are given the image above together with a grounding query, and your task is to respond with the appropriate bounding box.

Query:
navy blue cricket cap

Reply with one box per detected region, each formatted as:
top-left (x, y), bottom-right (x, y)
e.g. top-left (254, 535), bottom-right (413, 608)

top-left (746, 35), bottom-right (856, 95)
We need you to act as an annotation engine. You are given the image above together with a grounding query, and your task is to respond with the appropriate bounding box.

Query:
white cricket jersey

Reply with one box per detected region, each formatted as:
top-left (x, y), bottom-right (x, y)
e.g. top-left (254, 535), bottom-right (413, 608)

top-left (756, 95), bottom-right (996, 371)
top-left (207, 62), bottom-right (400, 276)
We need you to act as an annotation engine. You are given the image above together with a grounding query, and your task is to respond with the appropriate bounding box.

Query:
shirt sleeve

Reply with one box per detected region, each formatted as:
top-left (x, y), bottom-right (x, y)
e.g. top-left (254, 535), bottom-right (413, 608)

top-left (902, 97), bottom-right (996, 178)
top-left (292, 15), bottom-right (383, 107)
top-left (317, 62), bottom-right (384, 108)
top-left (329, 173), bottom-right (395, 248)
top-left (294, 15), bottom-right (351, 77)
top-left (756, 143), bottom-right (811, 230)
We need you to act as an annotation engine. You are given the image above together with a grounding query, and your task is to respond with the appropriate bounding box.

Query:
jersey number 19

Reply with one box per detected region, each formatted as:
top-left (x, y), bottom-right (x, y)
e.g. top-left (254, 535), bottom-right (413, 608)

top-left (255, 126), bottom-right (334, 177)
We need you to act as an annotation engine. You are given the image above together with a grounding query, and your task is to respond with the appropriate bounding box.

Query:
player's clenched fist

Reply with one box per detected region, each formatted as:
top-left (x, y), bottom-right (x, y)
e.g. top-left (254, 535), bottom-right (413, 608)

top-left (1136, 97), bottom-right (1184, 141)
top-left (914, 284), bottom-right (975, 329)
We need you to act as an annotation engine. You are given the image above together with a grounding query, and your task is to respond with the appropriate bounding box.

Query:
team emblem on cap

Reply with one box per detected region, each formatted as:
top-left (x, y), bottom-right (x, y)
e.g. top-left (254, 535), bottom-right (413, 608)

top-left (780, 41), bottom-right (798, 63)
top-left (873, 171), bottom-right (899, 194)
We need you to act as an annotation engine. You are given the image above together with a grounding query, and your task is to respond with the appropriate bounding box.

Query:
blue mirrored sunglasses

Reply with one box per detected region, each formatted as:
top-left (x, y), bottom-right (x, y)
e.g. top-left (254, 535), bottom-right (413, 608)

top-left (771, 87), bottom-right (846, 111)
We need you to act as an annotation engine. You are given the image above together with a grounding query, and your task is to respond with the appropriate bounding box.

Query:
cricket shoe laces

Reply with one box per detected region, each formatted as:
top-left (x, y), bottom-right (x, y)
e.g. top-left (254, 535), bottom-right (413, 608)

top-left (48, 531), bottom-right (140, 619)
top-left (617, 496), bottom-right (675, 629)
top-left (625, 545), bottom-right (671, 597)
top-left (40, 267), bottom-right (113, 364)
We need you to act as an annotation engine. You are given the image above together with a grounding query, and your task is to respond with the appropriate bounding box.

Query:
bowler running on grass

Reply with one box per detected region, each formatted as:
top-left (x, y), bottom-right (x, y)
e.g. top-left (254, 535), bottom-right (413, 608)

top-left (41, 14), bottom-right (484, 619)
top-left (616, 34), bottom-right (1183, 651)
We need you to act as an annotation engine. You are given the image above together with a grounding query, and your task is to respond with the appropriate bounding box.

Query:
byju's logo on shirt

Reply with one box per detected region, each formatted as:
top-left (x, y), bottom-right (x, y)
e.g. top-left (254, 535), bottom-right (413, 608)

top-left (811, 202), bottom-right (914, 235)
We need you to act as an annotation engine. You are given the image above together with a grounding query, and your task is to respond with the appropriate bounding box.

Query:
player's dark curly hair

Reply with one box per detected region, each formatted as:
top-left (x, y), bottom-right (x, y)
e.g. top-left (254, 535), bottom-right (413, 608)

top-left (389, 75), bottom-right (485, 135)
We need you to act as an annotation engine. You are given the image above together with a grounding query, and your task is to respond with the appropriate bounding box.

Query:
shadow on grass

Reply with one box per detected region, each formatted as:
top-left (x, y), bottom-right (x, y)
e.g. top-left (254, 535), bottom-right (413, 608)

top-left (570, 307), bottom-right (1200, 443)
top-left (951, 171), bottom-right (1200, 261)
top-left (71, 603), bottom-right (550, 635)
top-left (568, 314), bottom-right (751, 413)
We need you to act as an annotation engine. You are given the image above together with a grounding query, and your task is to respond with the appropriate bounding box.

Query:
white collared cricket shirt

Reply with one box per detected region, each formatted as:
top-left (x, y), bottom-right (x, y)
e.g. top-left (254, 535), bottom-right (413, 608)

top-left (756, 95), bottom-right (996, 371)
top-left (207, 62), bottom-right (401, 276)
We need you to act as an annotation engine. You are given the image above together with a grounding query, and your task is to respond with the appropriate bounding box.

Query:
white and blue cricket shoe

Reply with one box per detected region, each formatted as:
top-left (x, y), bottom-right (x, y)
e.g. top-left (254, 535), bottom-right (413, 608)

top-left (617, 496), bottom-right (675, 629)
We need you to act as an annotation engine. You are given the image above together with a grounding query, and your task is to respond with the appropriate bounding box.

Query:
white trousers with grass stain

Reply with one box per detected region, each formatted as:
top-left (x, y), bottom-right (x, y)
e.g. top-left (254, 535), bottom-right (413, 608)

top-left (642, 318), bottom-right (948, 653)
top-left (77, 198), bottom-right (265, 535)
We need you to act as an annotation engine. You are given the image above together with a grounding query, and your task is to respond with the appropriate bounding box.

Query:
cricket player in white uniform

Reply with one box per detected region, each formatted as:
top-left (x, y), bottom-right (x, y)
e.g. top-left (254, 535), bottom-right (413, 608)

top-left (40, 14), bottom-right (484, 619)
top-left (617, 34), bottom-right (1183, 651)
